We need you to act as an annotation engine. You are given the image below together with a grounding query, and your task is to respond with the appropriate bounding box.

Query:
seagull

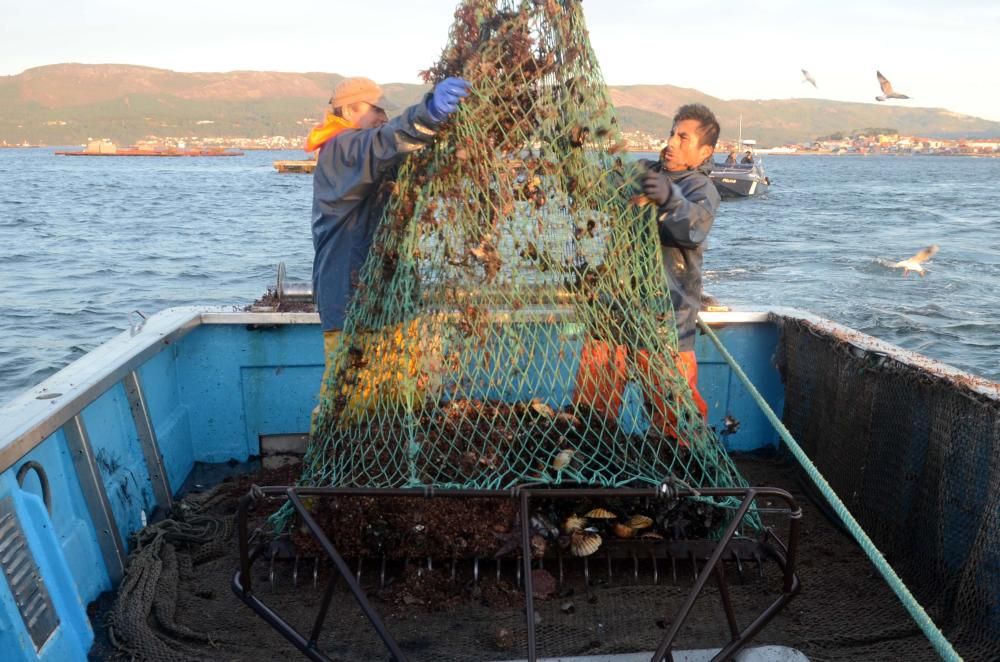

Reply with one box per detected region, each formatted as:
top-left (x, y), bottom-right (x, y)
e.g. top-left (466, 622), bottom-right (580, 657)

top-left (876, 70), bottom-right (910, 101)
top-left (801, 69), bottom-right (818, 88)
top-left (893, 245), bottom-right (938, 277)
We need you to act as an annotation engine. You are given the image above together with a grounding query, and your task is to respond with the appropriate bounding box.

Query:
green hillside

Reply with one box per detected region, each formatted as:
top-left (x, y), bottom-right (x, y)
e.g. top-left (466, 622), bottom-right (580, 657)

top-left (2, 64), bottom-right (997, 146)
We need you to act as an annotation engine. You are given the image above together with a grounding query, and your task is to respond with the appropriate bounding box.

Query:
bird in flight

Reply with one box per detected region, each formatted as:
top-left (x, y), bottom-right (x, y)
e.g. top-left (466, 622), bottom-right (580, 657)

top-left (801, 69), bottom-right (818, 88)
top-left (893, 245), bottom-right (938, 276)
top-left (876, 70), bottom-right (910, 101)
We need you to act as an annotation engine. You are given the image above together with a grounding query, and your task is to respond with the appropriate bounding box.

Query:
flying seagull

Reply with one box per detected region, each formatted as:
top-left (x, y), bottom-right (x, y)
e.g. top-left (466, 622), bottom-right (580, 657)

top-left (876, 70), bottom-right (910, 101)
top-left (893, 245), bottom-right (938, 277)
top-left (801, 69), bottom-right (817, 88)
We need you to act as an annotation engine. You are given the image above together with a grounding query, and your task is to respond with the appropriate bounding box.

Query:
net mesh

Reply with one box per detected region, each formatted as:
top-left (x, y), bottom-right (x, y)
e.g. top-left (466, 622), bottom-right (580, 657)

top-left (304, 0), bottom-right (750, 505)
top-left (776, 315), bottom-right (1000, 661)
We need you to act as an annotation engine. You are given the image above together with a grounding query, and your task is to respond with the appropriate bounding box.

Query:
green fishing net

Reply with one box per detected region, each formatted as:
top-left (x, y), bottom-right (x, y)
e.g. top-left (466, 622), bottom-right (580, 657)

top-left (303, 0), bottom-right (752, 506)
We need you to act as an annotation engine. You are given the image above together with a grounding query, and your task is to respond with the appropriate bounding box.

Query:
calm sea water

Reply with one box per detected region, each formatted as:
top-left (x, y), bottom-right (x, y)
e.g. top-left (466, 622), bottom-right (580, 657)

top-left (1, 148), bottom-right (998, 403)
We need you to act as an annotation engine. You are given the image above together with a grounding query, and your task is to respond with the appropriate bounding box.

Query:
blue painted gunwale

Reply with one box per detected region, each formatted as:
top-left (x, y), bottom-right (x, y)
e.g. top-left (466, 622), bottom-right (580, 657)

top-left (2, 306), bottom-right (992, 661)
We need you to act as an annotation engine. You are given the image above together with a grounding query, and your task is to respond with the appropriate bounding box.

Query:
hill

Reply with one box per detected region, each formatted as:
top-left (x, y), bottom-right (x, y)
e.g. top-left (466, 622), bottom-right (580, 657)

top-left (2, 64), bottom-right (998, 146)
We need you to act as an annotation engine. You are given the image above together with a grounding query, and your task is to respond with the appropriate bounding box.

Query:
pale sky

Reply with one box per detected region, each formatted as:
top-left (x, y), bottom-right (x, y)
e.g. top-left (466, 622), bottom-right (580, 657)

top-left (2, 0), bottom-right (998, 121)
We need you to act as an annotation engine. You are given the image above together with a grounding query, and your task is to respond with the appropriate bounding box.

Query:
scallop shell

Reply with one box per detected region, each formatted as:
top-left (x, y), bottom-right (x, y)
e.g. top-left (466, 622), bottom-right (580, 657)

top-left (563, 514), bottom-right (587, 534)
top-left (639, 531), bottom-right (665, 541)
top-left (551, 449), bottom-right (575, 471)
top-left (612, 523), bottom-right (636, 539)
top-left (585, 507), bottom-right (616, 519)
top-left (628, 515), bottom-right (654, 530)
top-left (530, 398), bottom-right (556, 417)
top-left (570, 530), bottom-right (602, 557)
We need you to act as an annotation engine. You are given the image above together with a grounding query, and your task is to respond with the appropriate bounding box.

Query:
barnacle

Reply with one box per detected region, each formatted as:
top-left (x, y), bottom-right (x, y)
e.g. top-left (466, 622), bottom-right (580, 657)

top-left (613, 523), bottom-right (636, 539)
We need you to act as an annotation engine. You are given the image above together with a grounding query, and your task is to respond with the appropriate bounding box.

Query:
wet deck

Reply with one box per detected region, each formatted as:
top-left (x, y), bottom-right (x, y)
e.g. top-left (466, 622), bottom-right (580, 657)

top-left (88, 454), bottom-right (938, 661)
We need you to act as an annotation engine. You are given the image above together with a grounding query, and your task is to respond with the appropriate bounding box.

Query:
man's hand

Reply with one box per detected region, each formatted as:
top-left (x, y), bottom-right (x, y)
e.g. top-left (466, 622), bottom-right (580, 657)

top-left (642, 169), bottom-right (673, 206)
top-left (427, 77), bottom-right (471, 122)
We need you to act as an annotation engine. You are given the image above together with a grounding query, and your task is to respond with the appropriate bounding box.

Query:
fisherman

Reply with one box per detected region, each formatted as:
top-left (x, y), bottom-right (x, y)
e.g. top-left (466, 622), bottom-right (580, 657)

top-left (575, 104), bottom-right (720, 435)
top-left (741, 149), bottom-right (754, 164)
top-left (724, 150), bottom-right (737, 166)
top-left (308, 75), bottom-right (469, 427)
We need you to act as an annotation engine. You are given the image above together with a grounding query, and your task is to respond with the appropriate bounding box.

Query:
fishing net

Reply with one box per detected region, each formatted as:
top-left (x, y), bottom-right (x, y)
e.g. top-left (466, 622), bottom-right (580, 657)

top-left (105, 488), bottom-right (234, 662)
top-left (304, 0), bottom-right (750, 508)
top-left (777, 315), bottom-right (1000, 661)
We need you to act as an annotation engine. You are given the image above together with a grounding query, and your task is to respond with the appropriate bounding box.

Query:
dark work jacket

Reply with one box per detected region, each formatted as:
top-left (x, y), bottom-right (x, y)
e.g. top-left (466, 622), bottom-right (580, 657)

top-left (311, 99), bottom-right (439, 330)
top-left (647, 160), bottom-right (721, 351)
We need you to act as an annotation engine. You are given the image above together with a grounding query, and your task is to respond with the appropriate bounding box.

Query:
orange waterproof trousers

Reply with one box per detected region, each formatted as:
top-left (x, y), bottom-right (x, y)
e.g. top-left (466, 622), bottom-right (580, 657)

top-left (573, 340), bottom-right (708, 441)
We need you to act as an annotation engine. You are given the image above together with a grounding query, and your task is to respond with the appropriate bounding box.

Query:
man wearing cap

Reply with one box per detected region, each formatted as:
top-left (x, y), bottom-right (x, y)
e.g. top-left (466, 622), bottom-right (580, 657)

top-left (307, 75), bottom-right (469, 426)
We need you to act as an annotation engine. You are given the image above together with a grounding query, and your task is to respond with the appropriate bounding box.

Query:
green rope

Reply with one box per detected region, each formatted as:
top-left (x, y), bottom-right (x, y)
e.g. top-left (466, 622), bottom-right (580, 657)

top-left (697, 318), bottom-right (962, 662)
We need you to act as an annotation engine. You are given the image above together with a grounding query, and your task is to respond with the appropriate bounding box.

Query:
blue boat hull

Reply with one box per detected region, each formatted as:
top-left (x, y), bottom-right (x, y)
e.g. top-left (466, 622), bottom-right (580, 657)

top-left (0, 307), bottom-right (995, 660)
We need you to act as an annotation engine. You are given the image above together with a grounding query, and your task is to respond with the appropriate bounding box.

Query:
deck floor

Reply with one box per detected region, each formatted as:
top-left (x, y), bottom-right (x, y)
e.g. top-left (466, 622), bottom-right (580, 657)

top-left (87, 454), bottom-right (939, 661)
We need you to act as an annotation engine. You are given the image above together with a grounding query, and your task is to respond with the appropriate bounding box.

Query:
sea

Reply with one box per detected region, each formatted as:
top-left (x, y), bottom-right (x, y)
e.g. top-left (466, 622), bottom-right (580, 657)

top-left (1, 147), bottom-right (998, 404)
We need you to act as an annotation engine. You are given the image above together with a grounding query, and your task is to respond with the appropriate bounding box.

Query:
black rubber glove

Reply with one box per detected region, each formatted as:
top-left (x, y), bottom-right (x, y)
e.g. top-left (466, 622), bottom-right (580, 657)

top-left (642, 169), bottom-right (673, 206)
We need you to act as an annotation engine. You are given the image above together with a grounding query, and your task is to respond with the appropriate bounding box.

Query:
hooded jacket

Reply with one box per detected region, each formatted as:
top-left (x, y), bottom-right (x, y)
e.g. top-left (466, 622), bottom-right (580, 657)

top-left (648, 159), bottom-right (721, 351)
top-left (311, 98), bottom-right (439, 331)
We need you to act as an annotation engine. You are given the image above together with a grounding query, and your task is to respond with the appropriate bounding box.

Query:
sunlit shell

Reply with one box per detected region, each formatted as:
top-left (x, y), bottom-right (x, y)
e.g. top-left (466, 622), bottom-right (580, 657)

top-left (563, 514), bottom-right (587, 534)
top-left (612, 523), bottom-right (635, 539)
top-left (585, 507), bottom-right (616, 520)
top-left (639, 531), bottom-right (665, 541)
top-left (570, 530), bottom-right (602, 557)
top-left (551, 449), bottom-right (575, 471)
top-left (628, 515), bottom-right (654, 530)
top-left (530, 398), bottom-right (556, 417)
top-left (555, 412), bottom-right (580, 426)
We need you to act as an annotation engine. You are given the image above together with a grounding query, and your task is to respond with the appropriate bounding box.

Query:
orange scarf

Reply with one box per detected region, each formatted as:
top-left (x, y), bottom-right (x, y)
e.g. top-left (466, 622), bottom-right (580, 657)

top-left (304, 113), bottom-right (354, 152)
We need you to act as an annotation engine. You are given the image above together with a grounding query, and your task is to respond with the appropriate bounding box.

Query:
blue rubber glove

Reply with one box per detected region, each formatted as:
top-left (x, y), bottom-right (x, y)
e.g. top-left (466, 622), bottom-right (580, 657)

top-left (642, 169), bottom-right (673, 206)
top-left (426, 77), bottom-right (471, 123)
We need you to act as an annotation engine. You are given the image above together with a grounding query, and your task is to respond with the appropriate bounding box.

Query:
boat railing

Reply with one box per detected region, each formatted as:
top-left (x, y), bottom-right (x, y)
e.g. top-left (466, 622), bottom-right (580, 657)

top-left (0, 308), bottom-right (318, 475)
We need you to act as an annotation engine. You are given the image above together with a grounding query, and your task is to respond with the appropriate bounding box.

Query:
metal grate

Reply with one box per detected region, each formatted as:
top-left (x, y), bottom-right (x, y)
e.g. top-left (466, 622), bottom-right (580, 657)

top-left (0, 496), bottom-right (59, 650)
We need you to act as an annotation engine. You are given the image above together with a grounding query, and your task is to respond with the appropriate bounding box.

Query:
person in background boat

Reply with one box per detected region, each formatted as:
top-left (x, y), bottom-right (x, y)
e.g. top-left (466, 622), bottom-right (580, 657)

top-left (724, 150), bottom-right (737, 166)
top-left (575, 103), bottom-right (720, 437)
top-left (741, 150), bottom-right (754, 164)
top-left (307, 76), bottom-right (470, 429)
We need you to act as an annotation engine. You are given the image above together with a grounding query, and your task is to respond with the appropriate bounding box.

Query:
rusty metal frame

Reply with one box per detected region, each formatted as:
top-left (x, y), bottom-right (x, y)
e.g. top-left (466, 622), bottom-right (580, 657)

top-left (232, 483), bottom-right (801, 662)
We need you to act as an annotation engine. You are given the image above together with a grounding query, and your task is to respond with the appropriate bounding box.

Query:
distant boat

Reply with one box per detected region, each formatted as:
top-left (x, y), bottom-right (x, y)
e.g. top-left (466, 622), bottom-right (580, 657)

top-left (273, 159), bottom-right (317, 174)
top-left (711, 139), bottom-right (770, 199)
top-left (55, 140), bottom-right (242, 157)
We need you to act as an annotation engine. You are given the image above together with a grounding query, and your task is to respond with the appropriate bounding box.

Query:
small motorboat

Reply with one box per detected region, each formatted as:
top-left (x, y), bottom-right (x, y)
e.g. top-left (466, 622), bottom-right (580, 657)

top-left (711, 139), bottom-right (770, 199)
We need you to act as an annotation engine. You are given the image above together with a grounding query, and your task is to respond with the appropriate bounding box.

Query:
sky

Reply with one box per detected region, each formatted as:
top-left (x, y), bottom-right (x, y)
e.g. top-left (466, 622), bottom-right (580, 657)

top-left (2, 0), bottom-right (998, 122)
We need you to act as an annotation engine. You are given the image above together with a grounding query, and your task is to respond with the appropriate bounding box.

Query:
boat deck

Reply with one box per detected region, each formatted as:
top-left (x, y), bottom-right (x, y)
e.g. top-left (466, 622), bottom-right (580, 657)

top-left (87, 454), bottom-right (937, 661)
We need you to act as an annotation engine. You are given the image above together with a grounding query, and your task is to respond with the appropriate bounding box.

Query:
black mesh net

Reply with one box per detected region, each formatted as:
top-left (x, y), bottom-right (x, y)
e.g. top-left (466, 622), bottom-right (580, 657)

top-left (776, 314), bottom-right (1000, 661)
